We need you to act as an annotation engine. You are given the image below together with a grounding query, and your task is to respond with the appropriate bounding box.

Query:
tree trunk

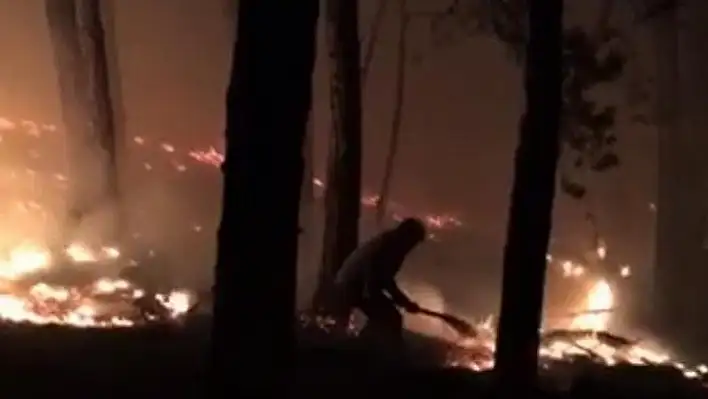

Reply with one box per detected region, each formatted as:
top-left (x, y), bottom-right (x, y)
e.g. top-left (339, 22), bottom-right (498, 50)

top-left (211, 0), bottom-right (318, 395)
top-left (652, 0), bottom-right (686, 344)
top-left (302, 116), bottom-right (315, 211)
top-left (494, 0), bottom-right (563, 395)
top-left (298, 114), bottom-right (315, 305)
top-left (375, 0), bottom-right (408, 227)
top-left (45, 0), bottom-right (121, 243)
top-left (76, 0), bottom-right (122, 242)
top-left (679, 1), bottom-right (708, 360)
top-left (360, 0), bottom-right (387, 86)
top-left (45, 0), bottom-right (90, 236)
top-left (315, 0), bottom-right (363, 309)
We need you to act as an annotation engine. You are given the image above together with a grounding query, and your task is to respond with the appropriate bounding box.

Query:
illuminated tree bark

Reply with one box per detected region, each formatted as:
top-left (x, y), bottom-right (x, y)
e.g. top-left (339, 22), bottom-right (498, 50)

top-left (315, 0), bottom-right (363, 309)
top-left (211, 0), bottom-right (318, 395)
top-left (494, 0), bottom-right (563, 394)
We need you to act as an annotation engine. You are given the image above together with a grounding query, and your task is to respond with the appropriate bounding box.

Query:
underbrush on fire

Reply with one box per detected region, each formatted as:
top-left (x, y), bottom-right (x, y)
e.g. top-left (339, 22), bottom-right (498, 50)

top-left (0, 317), bottom-right (703, 398)
top-left (297, 326), bottom-right (708, 399)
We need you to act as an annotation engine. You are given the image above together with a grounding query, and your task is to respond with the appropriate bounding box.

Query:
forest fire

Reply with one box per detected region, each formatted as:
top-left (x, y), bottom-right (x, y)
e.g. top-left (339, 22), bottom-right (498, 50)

top-left (444, 277), bottom-right (707, 382)
top-left (0, 114), bottom-right (705, 385)
top-left (0, 241), bottom-right (194, 327)
top-left (296, 250), bottom-right (708, 382)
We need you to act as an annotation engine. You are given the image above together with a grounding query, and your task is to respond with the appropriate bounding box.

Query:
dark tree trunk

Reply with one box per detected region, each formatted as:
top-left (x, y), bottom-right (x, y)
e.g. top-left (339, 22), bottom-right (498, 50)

top-left (45, 0), bottom-right (121, 243)
top-left (494, 0), bottom-right (563, 395)
top-left (315, 0), bottom-right (363, 309)
top-left (652, 0), bottom-right (686, 346)
top-left (298, 114), bottom-right (315, 303)
top-left (76, 0), bottom-right (122, 241)
top-left (302, 116), bottom-right (315, 211)
top-left (360, 0), bottom-right (387, 85)
top-left (375, 0), bottom-right (408, 227)
top-left (211, 0), bottom-right (318, 396)
top-left (45, 0), bottom-right (90, 232)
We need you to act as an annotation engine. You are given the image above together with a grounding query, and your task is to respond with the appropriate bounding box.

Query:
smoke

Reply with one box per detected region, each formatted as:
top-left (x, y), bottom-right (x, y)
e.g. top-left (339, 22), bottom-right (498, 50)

top-left (116, 164), bottom-right (220, 288)
top-left (0, 129), bottom-right (68, 251)
top-left (0, 116), bottom-right (222, 289)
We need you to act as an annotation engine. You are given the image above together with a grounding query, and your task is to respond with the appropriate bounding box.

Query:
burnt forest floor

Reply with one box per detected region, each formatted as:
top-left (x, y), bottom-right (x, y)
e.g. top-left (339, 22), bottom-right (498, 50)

top-left (0, 318), bottom-right (703, 398)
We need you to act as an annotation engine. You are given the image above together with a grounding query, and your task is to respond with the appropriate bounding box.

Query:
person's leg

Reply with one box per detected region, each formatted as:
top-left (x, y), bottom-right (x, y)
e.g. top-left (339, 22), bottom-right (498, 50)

top-left (359, 295), bottom-right (404, 343)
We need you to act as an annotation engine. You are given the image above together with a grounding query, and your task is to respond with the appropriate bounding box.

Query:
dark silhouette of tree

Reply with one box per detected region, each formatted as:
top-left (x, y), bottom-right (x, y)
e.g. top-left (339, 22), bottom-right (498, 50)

top-left (375, 0), bottom-right (409, 227)
top-left (46, 0), bottom-right (122, 246)
top-left (649, 0), bottom-right (684, 346)
top-left (211, 1), bottom-right (318, 396)
top-left (315, 0), bottom-right (363, 310)
top-left (493, 0), bottom-right (563, 395)
top-left (76, 0), bottom-right (123, 241)
top-left (429, 1), bottom-right (689, 199)
top-left (361, 0), bottom-right (387, 85)
top-left (46, 0), bottom-right (121, 243)
top-left (95, 0), bottom-right (127, 242)
top-left (45, 1), bottom-right (85, 183)
top-left (299, 115), bottom-right (315, 260)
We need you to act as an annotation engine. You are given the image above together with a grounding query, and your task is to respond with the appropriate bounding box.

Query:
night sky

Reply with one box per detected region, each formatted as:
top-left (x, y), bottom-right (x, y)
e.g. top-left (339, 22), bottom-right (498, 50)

top-left (0, 1), bottom-right (665, 313)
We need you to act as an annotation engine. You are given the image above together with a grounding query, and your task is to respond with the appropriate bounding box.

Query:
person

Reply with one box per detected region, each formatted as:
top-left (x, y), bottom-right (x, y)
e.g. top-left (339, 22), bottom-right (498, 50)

top-left (333, 217), bottom-right (427, 343)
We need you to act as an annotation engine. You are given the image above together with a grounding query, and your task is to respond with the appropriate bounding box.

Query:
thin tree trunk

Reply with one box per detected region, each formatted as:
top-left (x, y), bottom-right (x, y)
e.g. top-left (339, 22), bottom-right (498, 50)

top-left (76, 0), bottom-right (122, 242)
top-left (45, 0), bottom-right (120, 244)
top-left (315, 0), bottom-right (363, 309)
top-left (211, 0), bottom-right (318, 395)
top-left (652, 1), bottom-right (684, 341)
top-left (375, 0), bottom-right (408, 227)
top-left (45, 0), bottom-right (90, 239)
top-left (302, 116), bottom-right (314, 209)
top-left (298, 113), bottom-right (315, 304)
top-left (494, 0), bottom-right (563, 395)
top-left (360, 0), bottom-right (387, 86)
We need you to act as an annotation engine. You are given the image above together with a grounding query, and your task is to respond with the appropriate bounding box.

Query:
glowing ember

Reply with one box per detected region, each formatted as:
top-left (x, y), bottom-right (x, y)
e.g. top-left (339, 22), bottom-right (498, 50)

top-left (596, 239), bottom-right (607, 260)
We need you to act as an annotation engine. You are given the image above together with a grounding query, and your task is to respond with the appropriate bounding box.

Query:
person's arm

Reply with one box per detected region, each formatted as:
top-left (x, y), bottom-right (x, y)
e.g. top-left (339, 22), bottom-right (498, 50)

top-left (383, 279), bottom-right (419, 312)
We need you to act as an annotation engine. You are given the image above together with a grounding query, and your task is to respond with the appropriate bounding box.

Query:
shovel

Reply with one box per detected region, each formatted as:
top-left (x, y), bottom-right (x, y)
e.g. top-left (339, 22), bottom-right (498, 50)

top-left (416, 307), bottom-right (479, 339)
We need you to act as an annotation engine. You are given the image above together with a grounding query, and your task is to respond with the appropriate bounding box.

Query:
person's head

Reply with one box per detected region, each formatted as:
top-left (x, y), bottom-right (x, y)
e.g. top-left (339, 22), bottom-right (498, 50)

top-left (394, 218), bottom-right (427, 247)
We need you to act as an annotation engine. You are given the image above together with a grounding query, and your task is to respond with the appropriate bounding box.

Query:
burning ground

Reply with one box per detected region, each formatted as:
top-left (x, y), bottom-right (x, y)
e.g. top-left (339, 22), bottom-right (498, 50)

top-left (0, 241), bottom-right (194, 326)
top-left (302, 258), bottom-right (708, 390)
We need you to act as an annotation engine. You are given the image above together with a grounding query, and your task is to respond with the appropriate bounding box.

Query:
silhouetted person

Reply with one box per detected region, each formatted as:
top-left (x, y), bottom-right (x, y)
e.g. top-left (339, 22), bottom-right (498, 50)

top-left (334, 217), bottom-right (427, 344)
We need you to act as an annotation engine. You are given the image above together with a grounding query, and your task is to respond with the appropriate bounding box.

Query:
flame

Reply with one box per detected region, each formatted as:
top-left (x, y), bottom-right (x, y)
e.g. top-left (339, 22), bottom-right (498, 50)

top-left (570, 279), bottom-right (613, 331)
top-left (0, 242), bottom-right (194, 327)
top-left (596, 239), bottom-right (607, 260)
top-left (65, 243), bottom-right (97, 263)
top-left (0, 243), bottom-right (51, 279)
top-left (440, 279), bottom-right (707, 382)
